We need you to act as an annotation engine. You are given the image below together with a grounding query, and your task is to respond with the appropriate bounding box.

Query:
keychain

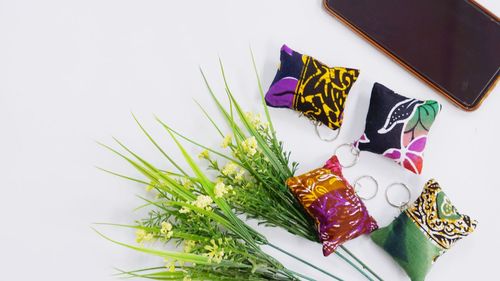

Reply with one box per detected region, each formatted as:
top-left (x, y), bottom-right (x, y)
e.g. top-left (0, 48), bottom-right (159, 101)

top-left (353, 82), bottom-right (442, 174)
top-left (384, 182), bottom-right (411, 211)
top-left (333, 142), bottom-right (360, 168)
top-left (295, 112), bottom-right (342, 142)
top-left (286, 154), bottom-right (378, 256)
top-left (371, 179), bottom-right (477, 281)
top-left (352, 175), bottom-right (378, 201)
top-left (265, 44), bottom-right (360, 142)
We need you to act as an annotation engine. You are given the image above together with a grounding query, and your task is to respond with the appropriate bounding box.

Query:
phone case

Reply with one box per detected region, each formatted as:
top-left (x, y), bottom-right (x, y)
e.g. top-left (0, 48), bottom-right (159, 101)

top-left (323, 0), bottom-right (499, 111)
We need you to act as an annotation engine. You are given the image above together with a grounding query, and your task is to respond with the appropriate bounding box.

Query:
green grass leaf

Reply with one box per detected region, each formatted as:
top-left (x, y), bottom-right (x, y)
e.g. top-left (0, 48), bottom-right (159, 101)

top-left (132, 113), bottom-right (189, 176)
top-left (155, 117), bottom-right (242, 166)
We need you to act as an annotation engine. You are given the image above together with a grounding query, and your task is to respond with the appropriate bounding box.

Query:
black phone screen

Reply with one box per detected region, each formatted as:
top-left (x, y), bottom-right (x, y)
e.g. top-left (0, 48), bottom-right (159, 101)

top-left (325, 0), bottom-right (500, 110)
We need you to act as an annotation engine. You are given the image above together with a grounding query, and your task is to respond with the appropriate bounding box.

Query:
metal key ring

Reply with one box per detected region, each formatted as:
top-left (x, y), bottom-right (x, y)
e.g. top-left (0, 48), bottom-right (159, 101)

top-left (314, 121), bottom-right (341, 142)
top-left (334, 143), bottom-right (360, 168)
top-left (353, 175), bottom-right (379, 200)
top-left (385, 183), bottom-right (412, 210)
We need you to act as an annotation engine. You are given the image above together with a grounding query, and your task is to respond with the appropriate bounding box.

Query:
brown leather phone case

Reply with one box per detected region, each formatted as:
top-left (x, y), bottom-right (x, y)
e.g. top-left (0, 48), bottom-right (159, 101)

top-left (324, 0), bottom-right (499, 111)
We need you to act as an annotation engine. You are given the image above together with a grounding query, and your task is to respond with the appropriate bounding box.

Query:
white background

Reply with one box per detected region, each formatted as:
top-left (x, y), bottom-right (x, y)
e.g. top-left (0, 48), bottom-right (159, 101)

top-left (1, 1), bottom-right (499, 280)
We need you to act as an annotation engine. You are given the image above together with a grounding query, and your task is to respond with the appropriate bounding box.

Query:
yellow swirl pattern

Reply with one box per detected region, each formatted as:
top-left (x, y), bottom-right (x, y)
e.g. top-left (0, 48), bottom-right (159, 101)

top-left (293, 55), bottom-right (359, 129)
top-left (287, 168), bottom-right (345, 208)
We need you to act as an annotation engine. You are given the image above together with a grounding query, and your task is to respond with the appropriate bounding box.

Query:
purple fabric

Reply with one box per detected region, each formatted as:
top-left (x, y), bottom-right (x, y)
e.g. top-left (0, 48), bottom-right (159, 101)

top-left (408, 136), bottom-right (426, 153)
top-left (264, 77), bottom-right (297, 108)
top-left (308, 190), bottom-right (378, 255)
top-left (281, 44), bottom-right (293, 56)
top-left (383, 149), bottom-right (402, 161)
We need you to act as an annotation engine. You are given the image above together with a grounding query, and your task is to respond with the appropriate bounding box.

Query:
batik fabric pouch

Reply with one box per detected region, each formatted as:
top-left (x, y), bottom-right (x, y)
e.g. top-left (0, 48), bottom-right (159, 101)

top-left (265, 44), bottom-right (360, 130)
top-left (354, 82), bottom-right (442, 174)
top-left (286, 155), bottom-right (378, 256)
top-left (371, 179), bottom-right (477, 281)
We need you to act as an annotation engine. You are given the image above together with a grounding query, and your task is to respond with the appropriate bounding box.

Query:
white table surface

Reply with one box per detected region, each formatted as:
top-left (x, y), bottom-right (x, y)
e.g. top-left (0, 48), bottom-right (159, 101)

top-left (1, 1), bottom-right (499, 280)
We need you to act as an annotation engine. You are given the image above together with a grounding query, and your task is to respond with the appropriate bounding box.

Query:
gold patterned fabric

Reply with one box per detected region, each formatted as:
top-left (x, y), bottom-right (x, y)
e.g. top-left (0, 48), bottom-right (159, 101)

top-left (286, 156), bottom-right (378, 256)
top-left (265, 44), bottom-right (359, 129)
top-left (405, 179), bottom-right (477, 249)
top-left (371, 179), bottom-right (477, 281)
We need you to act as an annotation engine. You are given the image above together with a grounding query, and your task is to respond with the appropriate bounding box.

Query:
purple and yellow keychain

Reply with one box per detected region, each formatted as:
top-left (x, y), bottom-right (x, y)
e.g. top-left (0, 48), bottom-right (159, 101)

top-left (265, 44), bottom-right (360, 141)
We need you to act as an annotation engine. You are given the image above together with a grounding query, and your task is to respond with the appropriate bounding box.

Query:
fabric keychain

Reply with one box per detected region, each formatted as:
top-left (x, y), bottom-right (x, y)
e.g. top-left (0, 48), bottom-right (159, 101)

top-left (286, 155), bottom-right (378, 256)
top-left (371, 179), bottom-right (477, 281)
top-left (354, 82), bottom-right (442, 174)
top-left (265, 44), bottom-right (360, 141)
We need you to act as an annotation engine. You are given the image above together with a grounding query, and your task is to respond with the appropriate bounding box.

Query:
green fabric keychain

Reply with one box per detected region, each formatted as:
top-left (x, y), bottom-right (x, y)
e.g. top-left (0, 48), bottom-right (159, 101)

top-left (371, 179), bottom-right (477, 281)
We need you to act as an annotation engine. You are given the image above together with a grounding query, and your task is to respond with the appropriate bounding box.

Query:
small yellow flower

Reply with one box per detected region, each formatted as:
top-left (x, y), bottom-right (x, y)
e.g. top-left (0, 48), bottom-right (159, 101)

top-left (246, 112), bottom-right (260, 126)
top-left (160, 221), bottom-right (173, 239)
top-left (164, 259), bottom-right (176, 272)
top-left (179, 206), bottom-right (190, 213)
top-left (245, 111), bottom-right (254, 120)
top-left (182, 179), bottom-right (193, 189)
top-left (221, 162), bottom-right (238, 176)
top-left (193, 195), bottom-right (213, 210)
top-left (213, 251), bottom-right (224, 263)
top-left (231, 149), bottom-right (238, 158)
top-left (184, 240), bottom-right (196, 253)
top-left (135, 229), bottom-right (146, 243)
top-left (198, 149), bottom-right (209, 160)
top-left (221, 134), bottom-right (232, 148)
top-left (203, 239), bottom-right (225, 264)
top-left (246, 112), bottom-right (269, 132)
top-left (241, 136), bottom-right (258, 157)
top-left (135, 229), bottom-right (153, 244)
top-left (234, 170), bottom-right (245, 183)
top-left (161, 222), bottom-right (172, 232)
top-left (214, 182), bottom-right (232, 198)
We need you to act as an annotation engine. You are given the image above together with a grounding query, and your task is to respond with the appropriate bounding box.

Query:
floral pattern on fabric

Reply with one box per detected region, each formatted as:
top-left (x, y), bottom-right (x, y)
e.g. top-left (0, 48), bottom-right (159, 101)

top-left (355, 83), bottom-right (441, 174)
top-left (286, 156), bottom-right (378, 256)
top-left (371, 179), bottom-right (477, 281)
top-left (265, 44), bottom-right (359, 130)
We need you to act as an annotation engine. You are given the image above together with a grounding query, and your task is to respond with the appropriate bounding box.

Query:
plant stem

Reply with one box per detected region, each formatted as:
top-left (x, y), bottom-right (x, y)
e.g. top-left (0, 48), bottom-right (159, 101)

top-left (286, 269), bottom-right (318, 281)
top-left (267, 243), bottom-right (343, 281)
top-left (339, 246), bottom-right (383, 281)
top-left (335, 250), bottom-right (374, 281)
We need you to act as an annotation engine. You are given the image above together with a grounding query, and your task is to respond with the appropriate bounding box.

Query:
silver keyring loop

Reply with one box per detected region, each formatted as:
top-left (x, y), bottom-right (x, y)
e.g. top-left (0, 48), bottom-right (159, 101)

top-left (385, 183), bottom-right (411, 210)
top-left (314, 121), bottom-right (340, 142)
top-left (334, 143), bottom-right (360, 168)
top-left (353, 175), bottom-right (379, 200)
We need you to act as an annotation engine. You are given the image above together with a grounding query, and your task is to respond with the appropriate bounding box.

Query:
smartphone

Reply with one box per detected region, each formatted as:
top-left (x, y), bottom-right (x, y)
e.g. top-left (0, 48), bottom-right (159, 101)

top-left (324, 0), bottom-right (500, 111)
